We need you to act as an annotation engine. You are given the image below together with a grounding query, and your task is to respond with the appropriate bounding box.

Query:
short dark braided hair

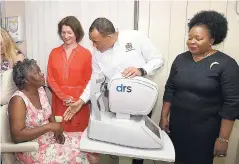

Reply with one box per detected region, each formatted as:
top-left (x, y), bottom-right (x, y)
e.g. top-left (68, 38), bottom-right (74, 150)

top-left (13, 59), bottom-right (37, 90)
top-left (188, 10), bottom-right (228, 45)
top-left (89, 17), bottom-right (116, 36)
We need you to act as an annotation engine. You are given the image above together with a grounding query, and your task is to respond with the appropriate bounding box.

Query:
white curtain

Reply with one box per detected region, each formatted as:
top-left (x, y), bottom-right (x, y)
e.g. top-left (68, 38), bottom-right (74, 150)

top-left (24, 0), bottom-right (134, 75)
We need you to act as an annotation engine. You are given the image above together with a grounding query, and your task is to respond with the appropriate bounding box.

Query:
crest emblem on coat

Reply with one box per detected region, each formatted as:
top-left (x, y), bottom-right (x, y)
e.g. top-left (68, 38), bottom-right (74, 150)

top-left (125, 42), bottom-right (135, 52)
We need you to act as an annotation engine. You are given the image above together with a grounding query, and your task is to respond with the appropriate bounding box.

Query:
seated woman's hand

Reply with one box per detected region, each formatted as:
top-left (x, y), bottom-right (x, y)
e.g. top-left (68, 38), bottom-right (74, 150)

top-left (87, 153), bottom-right (100, 164)
top-left (47, 122), bottom-right (64, 133)
top-left (54, 133), bottom-right (65, 144)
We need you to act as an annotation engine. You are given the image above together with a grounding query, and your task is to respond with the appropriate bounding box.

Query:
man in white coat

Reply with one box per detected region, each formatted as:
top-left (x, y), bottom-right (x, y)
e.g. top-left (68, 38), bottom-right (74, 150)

top-left (64, 17), bottom-right (164, 164)
top-left (89, 17), bottom-right (164, 80)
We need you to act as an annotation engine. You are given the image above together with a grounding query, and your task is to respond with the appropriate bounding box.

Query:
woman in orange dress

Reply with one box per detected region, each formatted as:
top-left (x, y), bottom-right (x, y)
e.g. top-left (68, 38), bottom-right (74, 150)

top-left (47, 16), bottom-right (92, 133)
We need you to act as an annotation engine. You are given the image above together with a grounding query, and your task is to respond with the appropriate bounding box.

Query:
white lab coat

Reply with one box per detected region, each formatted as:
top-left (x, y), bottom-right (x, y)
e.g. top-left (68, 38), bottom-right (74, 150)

top-left (80, 30), bottom-right (164, 103)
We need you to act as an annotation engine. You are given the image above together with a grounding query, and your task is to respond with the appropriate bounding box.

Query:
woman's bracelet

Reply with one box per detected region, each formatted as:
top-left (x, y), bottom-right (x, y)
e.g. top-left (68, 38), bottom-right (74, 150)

top-left (218, 137), bottom-right (229, 143)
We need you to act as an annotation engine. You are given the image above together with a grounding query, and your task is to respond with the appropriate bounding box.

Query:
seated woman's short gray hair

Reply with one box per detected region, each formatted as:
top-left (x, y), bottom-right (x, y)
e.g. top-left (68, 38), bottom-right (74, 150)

top-left (13, 58), bottom-right (37, 90)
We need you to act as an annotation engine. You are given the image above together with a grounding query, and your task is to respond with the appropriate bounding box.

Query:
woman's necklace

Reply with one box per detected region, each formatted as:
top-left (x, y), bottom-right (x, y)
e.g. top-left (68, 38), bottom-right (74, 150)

top-left (204, 51), bottom-right (213, 58)
top-left (192, 50), bottom-right (215, 62)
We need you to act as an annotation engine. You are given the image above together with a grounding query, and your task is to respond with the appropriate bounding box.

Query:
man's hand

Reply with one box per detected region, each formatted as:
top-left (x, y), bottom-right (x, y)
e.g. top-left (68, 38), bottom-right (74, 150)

top-left (121, 67), bottom-right (141, 78)
top-left (63, 99), bottom-right (85, 121)
top-left (64, 96), bottom-right (74, 106)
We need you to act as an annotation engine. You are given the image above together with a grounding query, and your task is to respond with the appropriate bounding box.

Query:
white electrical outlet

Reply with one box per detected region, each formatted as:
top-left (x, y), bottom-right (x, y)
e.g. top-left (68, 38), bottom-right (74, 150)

top-left (5, 16), bottom-right (23, 43)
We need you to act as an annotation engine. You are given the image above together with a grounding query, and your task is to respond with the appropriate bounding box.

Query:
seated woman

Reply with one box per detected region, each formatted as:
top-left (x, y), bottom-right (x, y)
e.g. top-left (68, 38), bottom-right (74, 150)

top-left (1, 27), bottom-right (24, 72)
top-left (8, 59), bottom-right (99, 164)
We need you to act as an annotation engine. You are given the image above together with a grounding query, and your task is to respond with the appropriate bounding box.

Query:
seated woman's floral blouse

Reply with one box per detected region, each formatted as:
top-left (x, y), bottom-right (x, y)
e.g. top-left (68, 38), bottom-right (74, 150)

top-left (11, 87), bottom-right (98, 164)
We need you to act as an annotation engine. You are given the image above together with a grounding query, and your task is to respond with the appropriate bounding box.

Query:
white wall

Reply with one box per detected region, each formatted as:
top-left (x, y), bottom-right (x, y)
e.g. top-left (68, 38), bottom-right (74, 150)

top-left (2, 1), bottom-right (239, 164)
top-left (139, 0), bottom-right (239, 124)
top-left (1, 1), bottom-right (27, 54)
top-left (139, 1), bottom-right (239, 164)
top-left (24, 0), bottom-right (134, 75)
top-left (24, 1), bottom-right (134, 164)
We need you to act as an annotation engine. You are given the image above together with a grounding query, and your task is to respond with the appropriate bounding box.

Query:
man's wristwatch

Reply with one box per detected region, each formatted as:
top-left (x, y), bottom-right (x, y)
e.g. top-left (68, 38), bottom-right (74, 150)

top-left (138, 68), bottom-right (147, 76)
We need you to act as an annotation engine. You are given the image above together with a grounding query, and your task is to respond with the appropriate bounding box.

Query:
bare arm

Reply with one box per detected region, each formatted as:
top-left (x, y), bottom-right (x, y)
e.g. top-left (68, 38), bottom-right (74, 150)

top-left (8, 96), bottom-right (51, 143)
top-left (213, 119), bottom-right (235, 157)
top-left (161, 102), bottom-right (171, 119)
top-left (219, 119), bottom-right (235, 140)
